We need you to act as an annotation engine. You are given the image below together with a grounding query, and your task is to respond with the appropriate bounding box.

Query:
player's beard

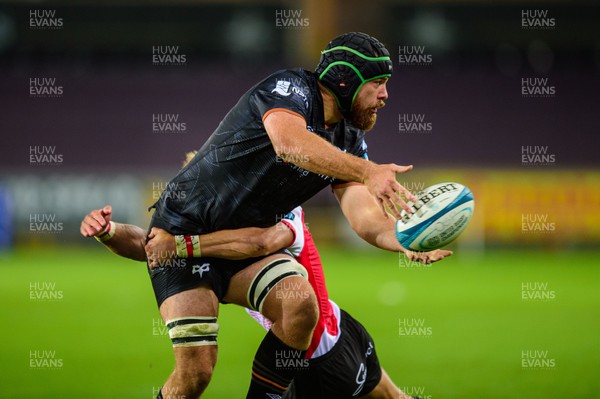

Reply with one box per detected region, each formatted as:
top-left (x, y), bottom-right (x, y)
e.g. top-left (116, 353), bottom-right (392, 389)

top-left (349, 100), bottom-right (385, 131)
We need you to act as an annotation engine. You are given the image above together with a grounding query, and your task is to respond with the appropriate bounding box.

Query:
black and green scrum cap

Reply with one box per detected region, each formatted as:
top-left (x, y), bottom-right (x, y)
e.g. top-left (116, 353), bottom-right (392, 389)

top-left (315, 32), bottom-right (392, 114)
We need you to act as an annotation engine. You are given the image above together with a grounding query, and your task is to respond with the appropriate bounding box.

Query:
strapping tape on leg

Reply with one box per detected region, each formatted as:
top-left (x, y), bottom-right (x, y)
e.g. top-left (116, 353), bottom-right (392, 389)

top-left (166, 317), bottom-right (219, 348)
top-left (247, 258), bottom-right (308, 313)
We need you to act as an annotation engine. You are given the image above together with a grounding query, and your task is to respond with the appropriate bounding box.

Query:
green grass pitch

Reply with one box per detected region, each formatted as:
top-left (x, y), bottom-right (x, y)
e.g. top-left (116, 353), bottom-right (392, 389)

top-left (1, 246), bottom-right (599, 398)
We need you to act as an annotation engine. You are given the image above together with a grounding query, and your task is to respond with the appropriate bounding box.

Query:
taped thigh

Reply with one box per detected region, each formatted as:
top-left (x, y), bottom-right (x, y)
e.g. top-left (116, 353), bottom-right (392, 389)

top-left (247, 258), bottom-right (308, 313)
top-left (166, 317), bottom-right (219, 348)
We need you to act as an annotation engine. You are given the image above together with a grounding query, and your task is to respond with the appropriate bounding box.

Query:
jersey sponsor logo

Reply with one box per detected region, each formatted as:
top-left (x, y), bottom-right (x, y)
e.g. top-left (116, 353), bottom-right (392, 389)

top-left (352, 341), bottom-right (374, 396)
top-left (290, 84), bottom-right (309, 108)
top-left (192, 263), bottom-right (210, 278)
top-left (353, 363), bottom-right (367, 396)
top-left (365, 341), bottom-right (373, 356)
top-left (271, 78), bottom-right (310, 108)
top-left (272, 80), bottom-right (292, 96)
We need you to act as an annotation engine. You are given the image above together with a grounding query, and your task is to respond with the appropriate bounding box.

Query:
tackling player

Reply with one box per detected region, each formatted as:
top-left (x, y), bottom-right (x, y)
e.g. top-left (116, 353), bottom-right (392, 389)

top-left (81, 204), bottom-right (425, 399)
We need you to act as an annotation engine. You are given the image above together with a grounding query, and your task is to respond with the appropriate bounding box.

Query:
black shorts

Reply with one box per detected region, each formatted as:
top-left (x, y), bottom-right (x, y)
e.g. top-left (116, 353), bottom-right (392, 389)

top-left (148, 255), bottom-right (262, 306)
top-left (147, 213), bottom-right (272, 306)
top-left (283, 309), bottom-right (382, 399)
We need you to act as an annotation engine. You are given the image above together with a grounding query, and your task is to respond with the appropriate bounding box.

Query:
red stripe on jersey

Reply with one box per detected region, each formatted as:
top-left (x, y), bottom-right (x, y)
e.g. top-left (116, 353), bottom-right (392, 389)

top-left (295, 216), bottom-right (338, 358)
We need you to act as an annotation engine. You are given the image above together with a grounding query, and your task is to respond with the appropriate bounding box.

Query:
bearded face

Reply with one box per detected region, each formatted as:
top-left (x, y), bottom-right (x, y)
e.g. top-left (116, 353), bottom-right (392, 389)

top-left (348, 98), bottom-right (385, 131)
top-left (346, 79), bottom-right (388, 131)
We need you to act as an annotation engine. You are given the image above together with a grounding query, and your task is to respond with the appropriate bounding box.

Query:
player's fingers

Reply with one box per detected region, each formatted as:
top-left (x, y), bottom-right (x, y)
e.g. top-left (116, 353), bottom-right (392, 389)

top-left (101, 205), bottom-right (112, 215)
top-left (144, 240), bottom-right (154, 256)
top-left (146, 249), bottom-right (157, 268)
top-left (102, 211), bottom-right (112, 224)
top-left (90, 211), bottom-right (108, 228)
top-left (147, 253), bottom-right (155, 268)
top-left (409, 251), bottom-right (430, 264)
top-left (429, 250), bottom-right (453, 263)
top-left (414, 252), bottom-right (430, 264)
top-left (80, 223), bottom-right (91, 237)
top-left (429, 253), bottom-right (441, 263)
top-left (87, 210), bottom-right (105, 223)
top-left (383, 195), bottom-right (401, 219)
top-left (376, 197), bottom-right (389, 219)
top-left (404, 250), bottom-right (416, 261)
top-left (397, 184), bottom-right (418, 203)
top-left (427, 253), bottom-right (440, 263)
top-left (389, 191), bottom-right (412, 215)
top-left (407, 251), bottom-right (427, 264)
top-left (84, 223), bottom-right (98, 236)
top-left (384, 182), bottom-right (413, 214)
top-left (392, 164), bottom-right (413, 174)
top-left (84, 214), bottom-right (104, 233)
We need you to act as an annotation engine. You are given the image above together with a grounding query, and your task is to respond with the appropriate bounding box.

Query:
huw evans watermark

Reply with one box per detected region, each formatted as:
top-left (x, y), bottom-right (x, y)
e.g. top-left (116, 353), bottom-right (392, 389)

top-left (521, 350), bottom-right (556, 370)
top-left (521, 9), bottom-right (555, 29)
top-left (152, 46), bottom-right (186, 66)
top-left (398, 45), bottom-right (432, 66)
top-left (521, 77), bottom-right (556, 98)
top-left (521, 282), bottom-right (556, 301)
top-left (29, 350), bottom-right (63, 369)
top-left (521, 145), bottom-right (555, 166)
top-left (30, 282), bottom-right (63, 301)
top-left (30, 78), bottom-right (63, 98)
top-left (398, 113), bottom-right (432, 133)
top-left (29, 214), bottom-right (63, 233)
top-left (399, 318), bottom-right (432, 336)
top-left (275, 9), bottom-right (309, 29)
top-left (152, 114), bottom-right (187, 133)
top-left (29, 9), bottom-right (63, 29)
top-left (521, 214), bottom-right (556, 233)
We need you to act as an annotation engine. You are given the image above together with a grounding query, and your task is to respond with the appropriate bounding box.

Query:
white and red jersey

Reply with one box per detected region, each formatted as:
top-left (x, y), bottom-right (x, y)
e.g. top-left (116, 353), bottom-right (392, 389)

top-left (246, 207), bottom-right (341, 359)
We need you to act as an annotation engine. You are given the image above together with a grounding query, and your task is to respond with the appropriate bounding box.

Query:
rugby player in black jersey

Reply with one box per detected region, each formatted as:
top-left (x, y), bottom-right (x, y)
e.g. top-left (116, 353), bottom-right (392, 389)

top-left (100, 32), bottom-right (451, 399)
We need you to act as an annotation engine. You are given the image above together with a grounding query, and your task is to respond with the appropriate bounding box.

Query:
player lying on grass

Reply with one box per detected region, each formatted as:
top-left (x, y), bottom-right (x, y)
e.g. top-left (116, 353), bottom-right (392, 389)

top-left (81, 204), bottom-right (427, 399)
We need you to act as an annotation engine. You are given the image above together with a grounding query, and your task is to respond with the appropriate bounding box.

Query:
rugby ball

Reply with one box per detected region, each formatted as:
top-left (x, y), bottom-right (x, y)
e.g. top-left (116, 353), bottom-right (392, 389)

top-left (395, 182), bottom-right (474, 251)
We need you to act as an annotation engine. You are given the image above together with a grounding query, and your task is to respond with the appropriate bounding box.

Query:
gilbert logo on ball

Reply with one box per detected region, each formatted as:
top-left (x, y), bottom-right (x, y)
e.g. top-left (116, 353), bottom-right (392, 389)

top-left (395, 182), bottom-right (474, 251)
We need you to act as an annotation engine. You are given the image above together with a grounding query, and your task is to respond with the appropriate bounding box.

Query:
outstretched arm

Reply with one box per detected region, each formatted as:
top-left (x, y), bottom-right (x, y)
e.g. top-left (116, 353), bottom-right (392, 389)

top-left (145, 225), bottom-right (293, 268)
top-left (82, 206), bottom-right (295, 267)
top-left (263, 111), bottom-right (416, 218)
top-left (334, 184), bottom-right (452, 263)
top-left (80, 205), bottom-right (147, 262)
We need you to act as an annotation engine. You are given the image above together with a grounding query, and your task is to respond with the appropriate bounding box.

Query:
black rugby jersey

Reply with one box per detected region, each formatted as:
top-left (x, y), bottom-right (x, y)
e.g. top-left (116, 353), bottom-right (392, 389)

top-left (151, 68), bottom-right (368, 233)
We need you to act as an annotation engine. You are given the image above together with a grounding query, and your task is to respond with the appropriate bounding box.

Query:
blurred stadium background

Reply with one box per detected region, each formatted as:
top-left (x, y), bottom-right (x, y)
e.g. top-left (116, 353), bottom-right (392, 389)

top-left (0, 1), bottom-right (599, 398)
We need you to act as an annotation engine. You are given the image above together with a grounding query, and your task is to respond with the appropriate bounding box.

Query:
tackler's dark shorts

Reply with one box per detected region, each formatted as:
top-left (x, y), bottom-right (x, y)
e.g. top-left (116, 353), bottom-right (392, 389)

top-left (283, 309), bottom-right (382, 399)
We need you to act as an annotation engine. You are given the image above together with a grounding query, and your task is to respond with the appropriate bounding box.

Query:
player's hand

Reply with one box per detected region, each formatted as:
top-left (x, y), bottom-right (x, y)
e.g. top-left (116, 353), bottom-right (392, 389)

top-left (80, 205), bottom-right (112, 237)
top-left (363, 164), bottom-right (417, 219)
top-left (403, 248), bottom-right (453, 264)
top-left (145, 227), bottom-right (177, 269)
